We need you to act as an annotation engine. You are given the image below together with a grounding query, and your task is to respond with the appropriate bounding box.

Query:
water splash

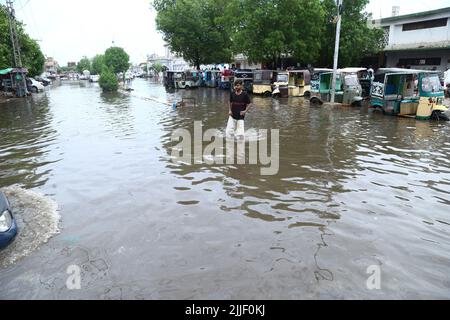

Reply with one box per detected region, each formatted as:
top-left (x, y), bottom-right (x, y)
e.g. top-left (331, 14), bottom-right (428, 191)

top-left (0, 186), bottom-right (60, 268)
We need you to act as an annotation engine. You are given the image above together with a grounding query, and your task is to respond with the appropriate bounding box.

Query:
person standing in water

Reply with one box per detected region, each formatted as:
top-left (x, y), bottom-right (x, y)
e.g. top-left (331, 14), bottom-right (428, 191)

top-left (226, 80), bottom-right (251, 139)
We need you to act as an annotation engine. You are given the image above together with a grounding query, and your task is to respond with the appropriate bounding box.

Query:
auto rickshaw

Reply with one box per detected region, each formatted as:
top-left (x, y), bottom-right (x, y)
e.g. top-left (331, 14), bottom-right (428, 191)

top-left (175, 70), bottom-right (201, 89)
top-left (287, 70), bottom-right (311, 97)
top-left (252, 70), bottom-right (276, 96)
top-left (310, 69), bottom-right (363, 106)
top-left (163, 71), bottom-right (176, 89)
top-left (272, 71), bottom-right (289, 98)
top-left (370, 68), bottom-right (448, 121)
top-left (310, 68), bottom-right (333, 95)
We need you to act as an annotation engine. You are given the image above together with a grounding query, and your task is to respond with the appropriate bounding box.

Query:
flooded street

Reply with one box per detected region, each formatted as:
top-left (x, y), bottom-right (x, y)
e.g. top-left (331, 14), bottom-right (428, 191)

top-left (1, 79), bottom-right (450, 299)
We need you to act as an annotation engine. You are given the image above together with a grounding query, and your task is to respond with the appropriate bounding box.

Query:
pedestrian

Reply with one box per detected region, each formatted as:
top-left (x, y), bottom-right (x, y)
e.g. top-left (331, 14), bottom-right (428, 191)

top-left (226, 79), bottom-right (251, 139)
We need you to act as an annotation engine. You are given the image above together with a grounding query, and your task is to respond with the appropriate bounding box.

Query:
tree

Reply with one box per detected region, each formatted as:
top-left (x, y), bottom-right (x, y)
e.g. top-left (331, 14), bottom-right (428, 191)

top-left (91, 54), bottom-right (104, 75)
top-left (318, 0), bottom-right (384, 67)
top-left (58, 66), bottom-right (76, 73)
top-left (151, 62), bottom-right (164, 73)
top-left (153, 0), bottom-right (232, 69)
top-left (104, 46), bottom-right (129, 76)
top-left (224, 0), bottom-right (324, 68)
top-left (99, 67), bottom-right (119, 92)
top-left (0, 5), bottom-right (45, 76)
top-left (77, 56), bottom-right (91, 74)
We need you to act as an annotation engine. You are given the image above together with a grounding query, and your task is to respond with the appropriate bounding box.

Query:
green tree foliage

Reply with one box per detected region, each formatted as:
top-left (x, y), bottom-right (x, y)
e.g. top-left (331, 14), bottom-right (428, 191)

top-left (319, 0), bottom-right (384, 67)
top-left (77, 56), bottom-right (91, 74)
top-left (153, 0), bottom-right (232, 69)
top-left (91, 54), bottom-right (105, 75)
top-left (0, 5), bottom-right (45, 76)
top-left (58, 66), bottom-right (76, 73)
top-left (99, 67), bottom-right (119, 92)
top-left (152, 0), bottom-right (384, 68)
top-left (104, 46), bottom-right (130, 75)
top-left (225, 0), bottom-right (325, 67)
top-left (151, 62), bottom-right (165, 73)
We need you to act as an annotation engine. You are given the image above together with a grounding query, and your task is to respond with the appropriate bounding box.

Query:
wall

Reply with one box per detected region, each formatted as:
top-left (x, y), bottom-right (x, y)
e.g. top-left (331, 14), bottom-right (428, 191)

top-left (386, 49), bottom-right (450, 71)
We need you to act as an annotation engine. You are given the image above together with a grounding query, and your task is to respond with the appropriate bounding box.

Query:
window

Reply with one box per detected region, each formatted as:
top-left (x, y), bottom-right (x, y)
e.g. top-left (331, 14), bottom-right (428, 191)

top-left (402, 18), bottom-right (447, 31)
top-left (382, 27), bottom-right (390, 47)
top-left (421, 75), bottom-right (441, 93)
top-left (398, 57), bottom-right (441, 66)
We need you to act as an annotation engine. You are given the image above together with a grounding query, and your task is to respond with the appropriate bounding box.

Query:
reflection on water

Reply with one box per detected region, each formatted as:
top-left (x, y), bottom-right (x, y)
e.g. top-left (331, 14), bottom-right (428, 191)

top-left (0, 79), bottom-right (450, 299)
top-left (0, 94), bottom-right (60, 189)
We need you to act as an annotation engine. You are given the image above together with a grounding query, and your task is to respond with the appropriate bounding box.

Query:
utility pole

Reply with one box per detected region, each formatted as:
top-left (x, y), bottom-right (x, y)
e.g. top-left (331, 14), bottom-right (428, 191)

top-left (330, 0), bottom-right (342, 104)
top-left (5, 0), bottom-right (27, 96)
top-left (6, 0), bottom-right (22, 67)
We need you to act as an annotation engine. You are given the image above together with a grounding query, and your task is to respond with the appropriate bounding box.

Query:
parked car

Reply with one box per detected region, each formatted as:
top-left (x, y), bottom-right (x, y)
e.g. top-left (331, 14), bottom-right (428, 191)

top-left (26, 78), bottom-right (45, 93)
top-left (35, 76), bottom-right (52, 86)
top-left (0, 191), bottom-right (18, 250)
top-left (90, 75), bottom-right (100, 83)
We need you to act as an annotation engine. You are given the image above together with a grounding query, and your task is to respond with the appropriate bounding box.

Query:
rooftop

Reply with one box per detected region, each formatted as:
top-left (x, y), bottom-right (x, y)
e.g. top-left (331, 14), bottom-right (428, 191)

top-left (378, 6), bottom-right (450, 24)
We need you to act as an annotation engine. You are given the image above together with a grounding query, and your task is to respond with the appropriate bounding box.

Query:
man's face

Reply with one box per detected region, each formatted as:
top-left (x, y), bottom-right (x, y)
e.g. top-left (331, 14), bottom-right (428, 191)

top-left (234, 83), bottom-right (242, 91)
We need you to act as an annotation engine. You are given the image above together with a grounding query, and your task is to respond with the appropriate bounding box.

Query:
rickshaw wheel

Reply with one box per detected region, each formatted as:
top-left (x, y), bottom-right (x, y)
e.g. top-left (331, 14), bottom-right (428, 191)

top-left (431, 110), bottom-right (450, 121)
top-left (310, 97), bottom-right (323, 106)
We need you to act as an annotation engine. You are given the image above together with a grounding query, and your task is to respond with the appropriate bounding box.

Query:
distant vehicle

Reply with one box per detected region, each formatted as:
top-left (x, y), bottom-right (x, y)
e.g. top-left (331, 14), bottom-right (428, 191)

top-left (287, 70), bottom-right (311, 97)
top-left (90, 75), bottom-right (100, 82)
top-left (252, 70), bottom-right (277, 96)
top-left (0, 191), bottom-right (18, 250)
top-left (35, 76), bottom-right (52, 86)
top-left (26, 78), bottom-right (45, 93)
top-left (272, 71), bottom-right (289, 98)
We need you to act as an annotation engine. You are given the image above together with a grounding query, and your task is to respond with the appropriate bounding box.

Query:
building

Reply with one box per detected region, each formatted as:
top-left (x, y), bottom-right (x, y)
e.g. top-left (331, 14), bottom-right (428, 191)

top-left (67, 62), bottom-right (76, 68)
top-left (372, 7), bottom-right (450, 72)
top-left (44, 57), bottom-right (59, 74)
top-left (232, 54), bottom-right (262, 70)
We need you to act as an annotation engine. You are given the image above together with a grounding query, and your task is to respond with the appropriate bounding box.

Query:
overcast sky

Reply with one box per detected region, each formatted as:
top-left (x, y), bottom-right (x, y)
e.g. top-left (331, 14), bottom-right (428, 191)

top-left (4, 0), bottom-right (450, 66)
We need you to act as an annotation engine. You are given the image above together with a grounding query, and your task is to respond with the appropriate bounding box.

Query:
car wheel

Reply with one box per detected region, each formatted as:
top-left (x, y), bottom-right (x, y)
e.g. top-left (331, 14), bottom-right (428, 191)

top-left (32, 86), bottom-right (38, 93)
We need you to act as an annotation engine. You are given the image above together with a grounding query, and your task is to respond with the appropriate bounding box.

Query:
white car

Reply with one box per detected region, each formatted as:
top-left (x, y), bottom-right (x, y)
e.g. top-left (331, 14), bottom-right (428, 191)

top-left (27, 78), bottom-right (45, 93)
top-left (90, 75), bottom-right (100, 82)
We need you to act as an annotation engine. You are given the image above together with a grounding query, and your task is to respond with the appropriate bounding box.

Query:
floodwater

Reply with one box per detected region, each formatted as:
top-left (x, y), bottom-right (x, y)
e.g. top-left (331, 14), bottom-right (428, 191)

top-left (0, 79), bottom-right (450, 299)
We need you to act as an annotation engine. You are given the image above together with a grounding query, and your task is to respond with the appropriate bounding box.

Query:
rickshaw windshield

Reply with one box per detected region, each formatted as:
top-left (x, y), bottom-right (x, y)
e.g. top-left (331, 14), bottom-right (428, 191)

top-left (421, 75), bottom-right (441, 93)
top-left (277, 74), bottom-right (288, 82)
top-left (344, 74), bottom-right (359, 86)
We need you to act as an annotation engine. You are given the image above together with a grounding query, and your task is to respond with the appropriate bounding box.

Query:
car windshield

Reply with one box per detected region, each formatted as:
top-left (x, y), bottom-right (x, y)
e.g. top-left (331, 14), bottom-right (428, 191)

top-left (421, 75), bottom-right (441, 93)
top-left (344, 74), bottom-right (359, 86)
top-left (277, 74), bottom-right (288, 82)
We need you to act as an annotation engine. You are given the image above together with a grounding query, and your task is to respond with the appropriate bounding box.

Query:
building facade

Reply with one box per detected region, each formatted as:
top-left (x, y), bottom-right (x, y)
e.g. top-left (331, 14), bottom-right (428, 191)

top-left (44, 57), bottom-right (59, 74)
top-left (372, 7), bottom-right (450, 72)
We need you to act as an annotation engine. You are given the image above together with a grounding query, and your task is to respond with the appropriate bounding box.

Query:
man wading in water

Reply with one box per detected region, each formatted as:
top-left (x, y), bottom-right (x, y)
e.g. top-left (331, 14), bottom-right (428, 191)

top-left (226, 80), bottom-right (252, 139)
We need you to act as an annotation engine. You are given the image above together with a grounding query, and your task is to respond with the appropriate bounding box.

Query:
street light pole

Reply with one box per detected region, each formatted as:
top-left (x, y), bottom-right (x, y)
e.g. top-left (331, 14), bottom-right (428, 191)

top-left (330, 0), bottom-right (342, 104)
